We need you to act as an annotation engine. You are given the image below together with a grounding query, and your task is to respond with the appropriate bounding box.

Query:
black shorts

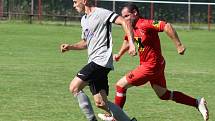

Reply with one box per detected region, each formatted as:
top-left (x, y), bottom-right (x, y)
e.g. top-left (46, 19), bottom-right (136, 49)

top-left (77, 62), bottom-right (111, 95)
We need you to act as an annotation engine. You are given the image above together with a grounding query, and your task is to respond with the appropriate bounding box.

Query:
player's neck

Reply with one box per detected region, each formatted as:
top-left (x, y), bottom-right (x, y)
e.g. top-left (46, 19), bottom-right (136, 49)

top-left (85, 6), bottom-right (96, 15)
top-left (133, 16), bottom-right (141, 26)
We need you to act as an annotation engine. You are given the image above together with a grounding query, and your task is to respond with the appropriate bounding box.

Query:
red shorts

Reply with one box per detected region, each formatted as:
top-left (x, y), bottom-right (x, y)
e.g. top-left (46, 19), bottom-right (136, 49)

top-left (126, 60), bottom-right (166, 88)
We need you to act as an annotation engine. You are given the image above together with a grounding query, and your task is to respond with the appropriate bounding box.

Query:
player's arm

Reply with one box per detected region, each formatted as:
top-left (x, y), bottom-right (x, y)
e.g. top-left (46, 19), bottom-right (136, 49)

top-left (114, 16), bottom-right (136, 56)
top-left (60, 39), bottom-right (87, 53)
top-left (164, 23), bottom-right (186, 55)
top-left (114, 40), bottom-right (129, 62)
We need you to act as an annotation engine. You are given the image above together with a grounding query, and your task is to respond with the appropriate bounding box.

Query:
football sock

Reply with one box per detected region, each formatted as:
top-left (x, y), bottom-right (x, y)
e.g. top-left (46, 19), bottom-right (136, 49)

top-left (108, 101), bottom-right (131, 121)
top-left (160, 90), bottom-right (171, 100)
top-left (76, 90), bottom-right (97, 121)
top-left (170, 91), bottom-right (197, 107)
top-left (115, 85), bottom-right (127, 108)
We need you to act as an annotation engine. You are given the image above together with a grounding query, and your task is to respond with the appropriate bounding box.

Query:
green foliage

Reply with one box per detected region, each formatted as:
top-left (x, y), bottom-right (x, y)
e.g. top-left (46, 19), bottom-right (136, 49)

top-left (2, 0), bottom-right (215, 23)
top-left (0, 23), bottom-right (214, 121)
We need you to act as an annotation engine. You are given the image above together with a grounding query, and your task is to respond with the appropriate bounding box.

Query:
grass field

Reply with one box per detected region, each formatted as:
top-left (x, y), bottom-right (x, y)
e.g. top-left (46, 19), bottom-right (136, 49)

top-left (0, 22), bottom-right (215, 121)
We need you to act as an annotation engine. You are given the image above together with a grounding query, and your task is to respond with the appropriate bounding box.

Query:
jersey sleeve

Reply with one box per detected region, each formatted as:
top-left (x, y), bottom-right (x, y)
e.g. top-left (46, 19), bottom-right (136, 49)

top-left (151, 20), bottom-right (167, 32)
top-left (107, 12), bottom-right (119, 23)
top-left (100, 8), bottom-right (119, 23)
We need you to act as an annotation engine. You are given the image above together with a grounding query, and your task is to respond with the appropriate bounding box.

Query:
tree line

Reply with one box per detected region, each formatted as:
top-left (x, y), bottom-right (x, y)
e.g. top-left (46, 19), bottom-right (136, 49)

top-left (1, 0), bottom-right (214, 23)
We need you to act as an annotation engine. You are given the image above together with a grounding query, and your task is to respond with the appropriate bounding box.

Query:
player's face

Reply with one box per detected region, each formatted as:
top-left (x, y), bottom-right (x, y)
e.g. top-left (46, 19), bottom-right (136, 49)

top-left (73, 0), bottom-right (85, 13)
top-left (121, 7), bottom-right (137, 25)
top-left (121, 8), bottom-right (132, 20)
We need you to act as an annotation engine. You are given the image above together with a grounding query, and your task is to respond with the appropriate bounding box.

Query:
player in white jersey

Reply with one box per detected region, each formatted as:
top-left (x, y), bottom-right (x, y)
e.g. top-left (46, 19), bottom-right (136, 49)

top-left (60, 0), bottom-right (136, 121)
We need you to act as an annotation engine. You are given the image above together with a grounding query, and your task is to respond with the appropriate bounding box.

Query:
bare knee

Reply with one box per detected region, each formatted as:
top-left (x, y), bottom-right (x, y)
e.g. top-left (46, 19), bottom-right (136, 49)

top-left (116, 76), bottom-right (131, 89)
top-left (69, 85), bottom-right (79, 96)
top-left (69, 77), bottom-right (86, 96)
top-left (94, 99), bottom-right (106, 109)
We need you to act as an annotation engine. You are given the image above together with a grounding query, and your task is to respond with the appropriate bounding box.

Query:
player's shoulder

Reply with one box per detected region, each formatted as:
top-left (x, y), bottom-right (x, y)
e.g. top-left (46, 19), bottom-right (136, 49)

top-left (96, 7), bottom-right (112, 14)
top-left (139, 17), bottom-right (153, 23)
top-left (96, 7), bottom-right (105, 11)
top-left (135, 18), bottom-right (149, 27)
top-left (81, 14), bottom-right (87, 24)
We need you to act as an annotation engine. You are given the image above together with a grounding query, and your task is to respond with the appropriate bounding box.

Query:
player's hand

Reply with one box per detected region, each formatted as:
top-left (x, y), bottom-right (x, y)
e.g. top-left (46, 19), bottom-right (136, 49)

top-left (128, 44), bottom-right (137, 56)
top-left (177, 44), bottom-right (186, 55)
top-left (60, 44), bottom-right (70, 53)
top-left (113, 54), bottom-right (120, 62)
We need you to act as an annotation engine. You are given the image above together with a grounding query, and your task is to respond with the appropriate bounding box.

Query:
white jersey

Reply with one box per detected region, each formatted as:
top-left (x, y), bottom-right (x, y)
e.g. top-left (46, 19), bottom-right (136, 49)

top-left (81, 7), bottom-right (118, 69)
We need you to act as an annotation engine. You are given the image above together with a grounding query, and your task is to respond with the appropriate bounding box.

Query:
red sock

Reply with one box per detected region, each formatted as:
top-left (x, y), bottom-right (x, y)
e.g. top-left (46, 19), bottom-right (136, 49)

top-left (114, 86), bottom-right (127, 108)
top-left (172, 91), bottom-right (198, 108)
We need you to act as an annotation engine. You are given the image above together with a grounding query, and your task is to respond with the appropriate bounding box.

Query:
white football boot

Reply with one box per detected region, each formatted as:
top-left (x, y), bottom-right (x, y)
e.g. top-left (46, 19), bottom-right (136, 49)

top-left (198, 97), bottom-right (209, 121)
top-left (98, 113), bottom-right (115, 121)
top-left (98, 113), bottom-right (137, 121)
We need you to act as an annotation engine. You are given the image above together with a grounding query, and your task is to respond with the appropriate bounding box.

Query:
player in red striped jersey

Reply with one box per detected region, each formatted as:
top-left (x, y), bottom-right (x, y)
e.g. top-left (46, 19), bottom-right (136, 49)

top-left (111, 3), bottom-right (208, 121)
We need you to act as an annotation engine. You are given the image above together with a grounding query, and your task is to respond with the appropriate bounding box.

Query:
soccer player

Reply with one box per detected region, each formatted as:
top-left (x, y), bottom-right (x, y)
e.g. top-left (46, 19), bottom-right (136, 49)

top-left (99, 3), bottom-right (209, 121)
top-left (60, 0), bottom-right (137, 121)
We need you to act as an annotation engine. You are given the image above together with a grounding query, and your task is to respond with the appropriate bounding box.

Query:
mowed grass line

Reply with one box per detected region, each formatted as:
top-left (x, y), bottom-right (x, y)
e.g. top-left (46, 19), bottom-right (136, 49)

top-left (0, 23), bottom-right (214, 121)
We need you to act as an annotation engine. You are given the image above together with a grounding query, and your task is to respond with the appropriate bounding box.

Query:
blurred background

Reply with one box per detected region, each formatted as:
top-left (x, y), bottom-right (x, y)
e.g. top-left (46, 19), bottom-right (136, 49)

top-left (0, 0), bottom-right (214, 30)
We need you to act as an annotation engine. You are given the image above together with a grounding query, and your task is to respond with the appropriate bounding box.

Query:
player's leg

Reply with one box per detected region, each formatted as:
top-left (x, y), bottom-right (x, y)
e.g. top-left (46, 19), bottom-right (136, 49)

top-left (93, 89), bottom-right (131, 121)
top-left (70, 62), bottom-right (101, 121)
top-left (69, 76), bottom-right (87, 96)
top-left (76, 90), bottom-right (97, 121)
top-left (151, 65), bottom-right (209, 121)
top-left (152, 84), bottom-right (198, 107)
top-left (115, 64), bottom-right (150, 108)
top-left (94, 81), bottom-right (136, 121)
top-left (152, 84), bottom-right (209, 121)
top-left (115, 76), bottom-right (133, 108)
top-left (88, 63), bottom-right (133, 121)
top-left (151, 60), bottom-right (195, 106)
top-left (108, 101), bottom-right (135, 121)
top-left (150, 64), bottom-right (199, 108)
top-left (69, 76), bottom-right (97, 121)
top-left (93, 89), bottom-right (110, 113)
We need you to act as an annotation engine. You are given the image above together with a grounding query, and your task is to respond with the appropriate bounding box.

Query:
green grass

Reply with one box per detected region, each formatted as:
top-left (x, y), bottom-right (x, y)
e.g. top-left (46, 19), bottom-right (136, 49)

top-left (0, 22), bottom-right (214, 121)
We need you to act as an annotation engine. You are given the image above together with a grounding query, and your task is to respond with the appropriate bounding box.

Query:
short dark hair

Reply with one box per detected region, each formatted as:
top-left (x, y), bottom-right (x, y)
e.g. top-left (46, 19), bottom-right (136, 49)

top-left (121, 3), bottom-right (139, 15)
top-left (86, 0), bottom-right (96, 7)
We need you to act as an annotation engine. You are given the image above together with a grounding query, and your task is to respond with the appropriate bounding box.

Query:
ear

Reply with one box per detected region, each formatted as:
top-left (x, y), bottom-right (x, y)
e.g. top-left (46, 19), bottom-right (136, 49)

top-left (133, 10), bottom-right (138, 16)
top-left (83, 0), bottom-right (87, 5)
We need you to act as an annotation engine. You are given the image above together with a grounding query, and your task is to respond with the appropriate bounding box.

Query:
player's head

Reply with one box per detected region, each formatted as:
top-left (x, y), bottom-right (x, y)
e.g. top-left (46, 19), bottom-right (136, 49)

top-left (73, 0), bottom-right (95, 13)
top-left (121, 3), bottom-right (139, 24)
